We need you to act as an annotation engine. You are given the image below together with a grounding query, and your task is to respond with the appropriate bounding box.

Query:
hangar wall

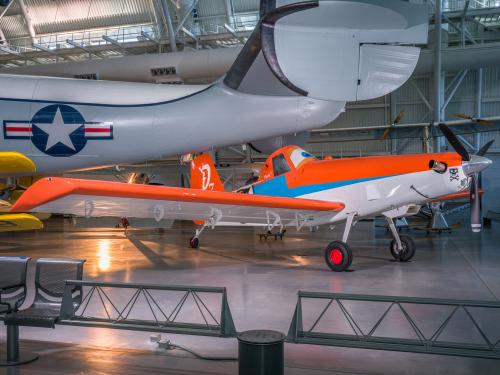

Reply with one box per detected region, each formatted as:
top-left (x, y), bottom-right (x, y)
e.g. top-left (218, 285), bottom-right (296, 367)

top-left (309, 66), bottom-right (500, 158)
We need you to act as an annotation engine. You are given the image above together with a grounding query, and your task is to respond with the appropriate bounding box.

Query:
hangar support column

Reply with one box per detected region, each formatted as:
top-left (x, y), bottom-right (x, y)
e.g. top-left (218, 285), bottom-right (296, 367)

top-left (434, 0), bottom-right (444, 152)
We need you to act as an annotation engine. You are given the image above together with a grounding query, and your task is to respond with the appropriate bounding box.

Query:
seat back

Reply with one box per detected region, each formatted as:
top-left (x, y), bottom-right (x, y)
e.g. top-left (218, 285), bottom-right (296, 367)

top-left (34, 258), bottom-right (85, 310)
top-left (0, 256), bottom-right (30, 314)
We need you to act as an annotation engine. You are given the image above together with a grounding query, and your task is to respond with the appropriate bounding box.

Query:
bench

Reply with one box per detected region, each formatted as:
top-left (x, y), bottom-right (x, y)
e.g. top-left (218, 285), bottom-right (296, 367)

top-left (0, 257), bottom-right (29, 316)
top-left (1, 257), bottom-right (85, 366)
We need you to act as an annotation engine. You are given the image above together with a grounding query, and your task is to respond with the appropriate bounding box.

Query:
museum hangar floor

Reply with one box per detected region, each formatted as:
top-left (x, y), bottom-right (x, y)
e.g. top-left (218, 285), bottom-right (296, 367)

top-left (0, 216), bottom-right (499, 375)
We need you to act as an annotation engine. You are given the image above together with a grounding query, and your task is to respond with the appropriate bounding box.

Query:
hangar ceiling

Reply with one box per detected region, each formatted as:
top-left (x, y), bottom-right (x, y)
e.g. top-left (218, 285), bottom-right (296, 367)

top-left (1, 0), bottom-right (500, 68)
top-left (0, 0), bottom-right (259, 66)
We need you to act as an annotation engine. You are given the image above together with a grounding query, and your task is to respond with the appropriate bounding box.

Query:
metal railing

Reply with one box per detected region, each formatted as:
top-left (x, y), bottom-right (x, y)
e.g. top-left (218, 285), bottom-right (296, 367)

top-left (287, 291), bottom-right (500, 359)
top-left (59, 281), bottom-right (237, 338)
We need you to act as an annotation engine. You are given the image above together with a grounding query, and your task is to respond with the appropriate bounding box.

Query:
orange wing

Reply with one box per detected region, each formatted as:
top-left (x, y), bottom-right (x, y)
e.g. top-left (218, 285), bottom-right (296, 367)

top-left (12, 178), bottom-right (344, 227)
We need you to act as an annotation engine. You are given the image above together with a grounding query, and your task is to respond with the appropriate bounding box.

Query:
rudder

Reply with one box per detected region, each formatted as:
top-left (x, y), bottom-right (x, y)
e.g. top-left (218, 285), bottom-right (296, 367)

top-left (190, 153), bottom-right (224, 192)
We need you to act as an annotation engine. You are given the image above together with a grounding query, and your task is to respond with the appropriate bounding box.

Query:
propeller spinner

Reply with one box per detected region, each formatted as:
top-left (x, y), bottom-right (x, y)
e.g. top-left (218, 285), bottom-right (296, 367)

top-left (438, 123), bottom-right (493, 233)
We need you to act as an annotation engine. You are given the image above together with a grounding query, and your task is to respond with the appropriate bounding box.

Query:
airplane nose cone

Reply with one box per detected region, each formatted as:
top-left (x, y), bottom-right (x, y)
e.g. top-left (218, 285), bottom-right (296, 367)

top-left (462, 155), bottom-right (493, 176)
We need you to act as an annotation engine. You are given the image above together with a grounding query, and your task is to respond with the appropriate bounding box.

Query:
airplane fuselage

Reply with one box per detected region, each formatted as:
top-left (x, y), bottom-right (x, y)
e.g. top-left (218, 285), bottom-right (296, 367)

top-left (250, 152), bottom-right (469, 226)
top-left (0, 74), bottom-right (344, 176)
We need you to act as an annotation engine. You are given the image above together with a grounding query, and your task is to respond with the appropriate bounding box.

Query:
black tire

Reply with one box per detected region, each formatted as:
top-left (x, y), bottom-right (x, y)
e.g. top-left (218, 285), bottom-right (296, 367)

top-left (189, 236), bottom-right (199, 249)
top-left (324, 241), bottom-right (353, 272)
top-left (390, 235), bottom-right (415, 262)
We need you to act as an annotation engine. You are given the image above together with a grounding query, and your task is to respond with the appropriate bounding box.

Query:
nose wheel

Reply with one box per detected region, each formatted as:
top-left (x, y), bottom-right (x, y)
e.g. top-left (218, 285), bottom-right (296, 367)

top-left (325, 241), bottom-right (353, 272)
top-left (390, 235), bottom-right (415, 262)
top-left (386, 216), bottom-right (416, 262)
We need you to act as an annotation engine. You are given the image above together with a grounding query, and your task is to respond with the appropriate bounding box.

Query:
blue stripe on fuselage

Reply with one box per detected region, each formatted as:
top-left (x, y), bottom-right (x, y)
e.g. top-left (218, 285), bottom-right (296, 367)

top-left (252, 175), bottom-right (395, 197)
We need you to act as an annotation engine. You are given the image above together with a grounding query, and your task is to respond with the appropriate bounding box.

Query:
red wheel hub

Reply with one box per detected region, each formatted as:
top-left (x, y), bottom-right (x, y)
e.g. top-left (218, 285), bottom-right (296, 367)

top-left (329, 248), bottom-right (343, 265)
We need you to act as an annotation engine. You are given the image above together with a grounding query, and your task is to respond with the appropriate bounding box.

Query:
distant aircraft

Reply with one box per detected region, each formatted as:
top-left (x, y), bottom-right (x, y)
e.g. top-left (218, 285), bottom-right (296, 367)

top-left (0, 0), bottom-right (428, 231)
top-left (12, 125), bottom-right (492, 271)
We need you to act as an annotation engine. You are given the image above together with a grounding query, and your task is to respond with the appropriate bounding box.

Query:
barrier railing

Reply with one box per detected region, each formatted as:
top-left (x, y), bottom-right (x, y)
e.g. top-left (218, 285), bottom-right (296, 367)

top-left (59, 281), bottom-right (237, 338)
top-left (287, 291), bottom-right (500, 359)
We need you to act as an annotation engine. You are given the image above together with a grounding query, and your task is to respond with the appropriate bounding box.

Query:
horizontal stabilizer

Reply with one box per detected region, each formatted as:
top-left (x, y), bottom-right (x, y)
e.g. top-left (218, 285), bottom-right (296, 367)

top-left (267, 0), bottom-right (428, 101)
top-left (226, 0), bottom-right (428, 100)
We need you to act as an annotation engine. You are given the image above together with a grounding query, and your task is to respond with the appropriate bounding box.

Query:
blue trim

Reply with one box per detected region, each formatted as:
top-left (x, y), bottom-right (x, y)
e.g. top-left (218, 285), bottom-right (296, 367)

top-left (3, 120), bottom-right (31, 140)
top-left (0, 85), bottom-right (213, 108)
top-left (253, 175), bottom-right (396, 197)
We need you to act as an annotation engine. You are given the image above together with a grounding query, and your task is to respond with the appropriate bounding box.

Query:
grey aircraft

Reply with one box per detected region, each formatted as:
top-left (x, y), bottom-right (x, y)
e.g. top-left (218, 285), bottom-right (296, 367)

top-left (0, 0), bottom-right (428, 177)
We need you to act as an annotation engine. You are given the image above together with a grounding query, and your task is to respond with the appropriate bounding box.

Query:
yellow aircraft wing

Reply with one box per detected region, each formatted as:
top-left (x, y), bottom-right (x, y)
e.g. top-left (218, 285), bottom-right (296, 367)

top-left (0, 213), bottom-right (43, 232)
top-left (0, 152), bottom-right (36, 174)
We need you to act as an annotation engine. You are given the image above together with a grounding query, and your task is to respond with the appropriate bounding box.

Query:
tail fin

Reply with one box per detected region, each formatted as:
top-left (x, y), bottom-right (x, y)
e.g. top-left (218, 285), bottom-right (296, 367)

top-left (223, 0), bottom-right (428, 102)
top-left (190, 153), bottom-right (224, 192)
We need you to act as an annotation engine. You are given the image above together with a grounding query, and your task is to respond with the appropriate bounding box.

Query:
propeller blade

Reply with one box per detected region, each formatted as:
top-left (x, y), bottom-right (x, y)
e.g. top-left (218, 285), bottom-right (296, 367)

top-left (455, 113), bottom-right (472, 120)
top-left (438, 123), bottom-right (470, 161)
top-left (470, 174), bottom-right (481, 233)
top-left (380, 110), bottom-right (405, 141)
top-left (394, 110), bottom-right (405, 125)
top-left (455, 113), bottom-right (494, 125)
top-left (477, 119), bottom-right (494, 125)
top-left (477, 140), bottom-right (494, 157)
top-left (380, 128), bottom-right (391, 141)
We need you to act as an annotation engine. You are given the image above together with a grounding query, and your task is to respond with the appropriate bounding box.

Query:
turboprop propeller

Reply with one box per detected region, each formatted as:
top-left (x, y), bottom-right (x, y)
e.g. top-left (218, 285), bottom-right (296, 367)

top-left (438, 123), bottom-right (493, 232)
top-left (380, 110), bottom-right (405, 141)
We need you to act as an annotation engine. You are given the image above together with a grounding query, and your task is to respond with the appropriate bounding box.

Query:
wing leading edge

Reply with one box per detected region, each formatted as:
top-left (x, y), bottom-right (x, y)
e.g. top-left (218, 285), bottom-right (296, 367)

top-left (11, 178), bottom-right (344, 227)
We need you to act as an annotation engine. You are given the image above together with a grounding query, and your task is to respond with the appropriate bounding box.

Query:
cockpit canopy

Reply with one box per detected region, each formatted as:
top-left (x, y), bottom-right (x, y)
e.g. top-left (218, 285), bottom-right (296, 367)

top-left (259, 146), bottom-right (316, 182)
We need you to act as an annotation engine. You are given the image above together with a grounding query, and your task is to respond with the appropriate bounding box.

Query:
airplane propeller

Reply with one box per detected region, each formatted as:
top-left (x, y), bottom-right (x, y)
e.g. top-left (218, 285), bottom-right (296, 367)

top-left (438, 123), bottom-right (493, 233)
top-left (380, 109), bottom-right (405, 141)
top-left (455, 113), bottom-right (494, 125)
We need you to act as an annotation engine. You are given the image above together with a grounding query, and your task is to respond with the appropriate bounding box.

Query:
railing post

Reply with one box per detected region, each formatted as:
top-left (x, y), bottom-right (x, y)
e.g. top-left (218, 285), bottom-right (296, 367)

top-left (286, 295), bottom-right (303, 342)
top-left (221, 288), bottom-right (237, 337)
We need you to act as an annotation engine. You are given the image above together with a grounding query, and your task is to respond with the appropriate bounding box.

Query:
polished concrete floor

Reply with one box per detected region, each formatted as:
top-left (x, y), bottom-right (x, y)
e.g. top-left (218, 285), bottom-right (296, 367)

top-left (1, 216), bottom-right (500, 374)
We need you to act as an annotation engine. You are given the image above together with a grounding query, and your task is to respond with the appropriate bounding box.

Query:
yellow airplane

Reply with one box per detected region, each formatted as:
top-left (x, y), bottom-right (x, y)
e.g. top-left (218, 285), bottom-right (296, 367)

top-left (0, 152), bottom-right (43, 232)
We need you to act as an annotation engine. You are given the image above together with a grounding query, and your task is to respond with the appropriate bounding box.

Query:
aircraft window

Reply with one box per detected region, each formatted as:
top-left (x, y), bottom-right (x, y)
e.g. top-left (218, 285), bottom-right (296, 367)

top-left (290, 148), bottom-right (315, 169)
top-left (272, 154), bottom-right (291, 177)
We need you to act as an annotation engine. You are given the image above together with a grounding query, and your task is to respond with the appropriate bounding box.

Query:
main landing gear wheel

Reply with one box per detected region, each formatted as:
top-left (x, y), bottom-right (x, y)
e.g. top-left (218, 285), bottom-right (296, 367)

top-left (189, 236), bottom-right (199, 249)
top-left (324, 241), bottom-right (353, 272)
top-left (390, 235), bottom-right (415, 262)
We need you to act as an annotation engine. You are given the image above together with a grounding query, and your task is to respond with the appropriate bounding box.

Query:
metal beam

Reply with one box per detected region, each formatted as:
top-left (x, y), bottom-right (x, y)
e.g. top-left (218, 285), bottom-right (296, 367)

top-left (66, 39), bottom-right (102, 58)
top-left (224, 0), bottom-right (234, 27)
top-left (102, 35), bottom-right (127, 53)
top-left (140, 31), bottom-right (160, 45)
top-left (160, 0), bottom-right (177, 52)
top-left (443, 15), bottom-right (477, 45)
top-left (434, 0), bottom-right (445, 152)
top-left (410, 79), bottom-right (433, 111)
top-left (474, 68), bottom-right (483, 151)
top-left (175, 0), bottom-right (200, 36)
top-left (0, 0), bottom-right (14, 20)
top-left (18, 0), bottom-right (36, 43)
top-left (0, 45), bottom-right (21, 56)
top-left (443, 7), bottom-right (500, 20)
top-left (181, 26), bottom-right (197, 42)
top-left (442, 69), bottom-right (469, 111)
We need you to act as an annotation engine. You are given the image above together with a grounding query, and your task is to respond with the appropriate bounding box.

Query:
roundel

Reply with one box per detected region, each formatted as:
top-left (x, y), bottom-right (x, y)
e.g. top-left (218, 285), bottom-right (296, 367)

top-left (31, 104), bottom-right (87, 157)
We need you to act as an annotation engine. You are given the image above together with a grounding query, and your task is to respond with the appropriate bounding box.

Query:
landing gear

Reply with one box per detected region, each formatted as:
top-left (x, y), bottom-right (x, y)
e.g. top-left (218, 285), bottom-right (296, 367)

top-left (323, 212), bottom-right (357, 272)
top-left (189, 236), bottom-right (200, 249)
top-left (390, 235), bottom-right (415, 262)
top-left (324, 241), bottom-right (353, 272)
top-left (386, 217), bottom-right (416, 262)
top-left (188, 210), bottom-right (222, 249)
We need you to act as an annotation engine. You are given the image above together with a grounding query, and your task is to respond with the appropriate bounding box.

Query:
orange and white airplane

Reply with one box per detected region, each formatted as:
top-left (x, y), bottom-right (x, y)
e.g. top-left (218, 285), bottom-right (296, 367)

top-left (11, 125), bottom-right (492, 271)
